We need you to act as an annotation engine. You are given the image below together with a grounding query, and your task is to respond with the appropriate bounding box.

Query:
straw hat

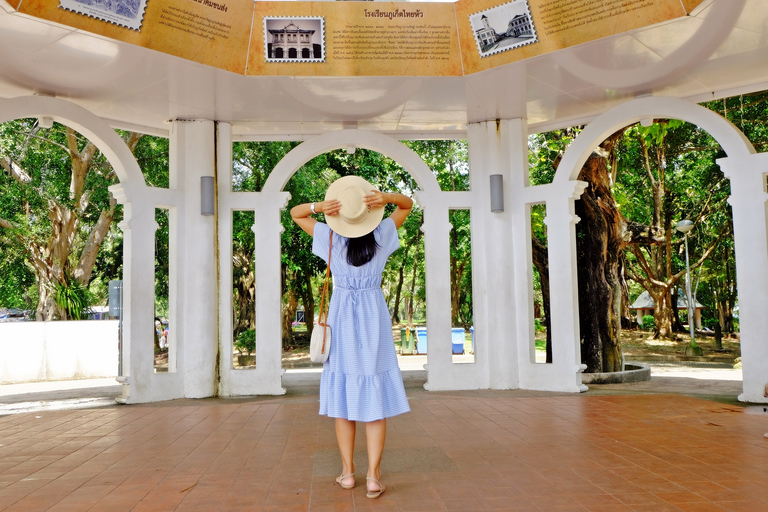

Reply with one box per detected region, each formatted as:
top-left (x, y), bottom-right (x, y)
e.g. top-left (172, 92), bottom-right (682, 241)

top-left (324, 176), bottom-right (385, 238)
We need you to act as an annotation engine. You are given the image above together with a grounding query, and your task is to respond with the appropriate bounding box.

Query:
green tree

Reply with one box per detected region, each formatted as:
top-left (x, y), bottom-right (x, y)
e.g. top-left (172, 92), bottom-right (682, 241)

top-left (528, 119), bottom-right (731, 371)
top-left (0, 119), bottom-right (142, 320)
top-left (619, 120), bottom-right (732, 340)
top-left (405, 140), bottom-right (471, 327)
top-left (230, 141), bottom-right (299, 343)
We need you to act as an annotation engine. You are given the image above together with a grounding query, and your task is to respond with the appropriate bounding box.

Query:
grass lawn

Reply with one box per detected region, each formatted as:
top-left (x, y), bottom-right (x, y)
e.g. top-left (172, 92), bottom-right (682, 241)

top-left (273, 323), bottom-right (741, 364)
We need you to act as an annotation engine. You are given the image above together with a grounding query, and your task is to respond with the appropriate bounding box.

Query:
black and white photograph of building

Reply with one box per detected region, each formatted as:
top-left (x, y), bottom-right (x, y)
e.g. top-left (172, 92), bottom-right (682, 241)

top-left (59, 0), bottom-right (147, 30)
top-left (265, 17), bottom-right (325, 63)
top-left (73, 0), bottom-right (142, 18)
top-left (469, 0), bottom-right (537, 58)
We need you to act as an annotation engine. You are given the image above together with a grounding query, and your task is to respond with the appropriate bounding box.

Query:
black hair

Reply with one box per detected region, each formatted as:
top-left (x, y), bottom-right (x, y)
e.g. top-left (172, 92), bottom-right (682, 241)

top-left (346, 231), bottom-right (379, 267)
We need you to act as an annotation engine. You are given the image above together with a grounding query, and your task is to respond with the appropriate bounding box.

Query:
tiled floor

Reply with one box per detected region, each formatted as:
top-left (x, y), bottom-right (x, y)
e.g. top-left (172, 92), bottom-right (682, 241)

top-left (1, 390), bottom-right (767, 511)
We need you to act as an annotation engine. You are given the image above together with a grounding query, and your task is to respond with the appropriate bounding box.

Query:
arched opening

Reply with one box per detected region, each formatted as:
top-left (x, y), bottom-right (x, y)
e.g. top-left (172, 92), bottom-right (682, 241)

top-left (219, 130), bottom-right (474, 397)
top-left (0, 96), bottom-right (154, 399)
top-left (288, 48), bottom-right (297, 59)
top-left (531, 96), bottom-right (766, 400)
top-left (277, 148), bottom-right (426, 373)
top-left (302, 48), bottom-right (310, 59)
top-left (275, 47), bottom-right (284, 59)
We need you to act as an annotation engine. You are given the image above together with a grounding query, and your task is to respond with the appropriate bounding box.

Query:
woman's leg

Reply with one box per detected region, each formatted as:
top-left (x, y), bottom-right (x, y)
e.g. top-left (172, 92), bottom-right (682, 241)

top-left (335, 418), bottom-right (356, 486)
top-left (365, 419), bottom-right (386, 491)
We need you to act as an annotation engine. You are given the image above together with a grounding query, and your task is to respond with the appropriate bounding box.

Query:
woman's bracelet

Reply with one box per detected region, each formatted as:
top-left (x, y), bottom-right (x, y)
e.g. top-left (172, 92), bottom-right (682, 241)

top-left (310, 202), bottom-right (316, 214)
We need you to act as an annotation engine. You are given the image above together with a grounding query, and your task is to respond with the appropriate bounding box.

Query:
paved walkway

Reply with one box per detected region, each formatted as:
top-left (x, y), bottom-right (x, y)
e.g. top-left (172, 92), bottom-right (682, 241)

top-left (1, 365), bottom-right (767, 511)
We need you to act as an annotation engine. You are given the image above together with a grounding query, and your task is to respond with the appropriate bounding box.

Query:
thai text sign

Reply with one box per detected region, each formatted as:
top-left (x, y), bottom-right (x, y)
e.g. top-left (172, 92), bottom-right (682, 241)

top-left (15, 0), bottom-right (702, 76)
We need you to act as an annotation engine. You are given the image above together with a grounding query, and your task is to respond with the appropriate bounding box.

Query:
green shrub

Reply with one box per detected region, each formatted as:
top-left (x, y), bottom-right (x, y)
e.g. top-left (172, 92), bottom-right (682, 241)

top-left (641, 315), bottom-right (655, 331)
top-left (234, 329), bottom-right (256, 355)
top-left (54, 280), bottom-right (92, 320)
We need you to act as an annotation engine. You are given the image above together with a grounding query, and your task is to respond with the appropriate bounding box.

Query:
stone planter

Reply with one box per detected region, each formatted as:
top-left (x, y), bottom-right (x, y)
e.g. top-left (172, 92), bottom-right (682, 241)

top-left (581, 363), bottom-right (651, 385)
top-left (237, 354), bottom-right (255, 367)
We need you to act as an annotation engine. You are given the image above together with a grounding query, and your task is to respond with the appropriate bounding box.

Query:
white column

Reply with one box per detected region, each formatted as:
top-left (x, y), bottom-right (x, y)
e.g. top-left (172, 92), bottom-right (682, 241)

top-left (467, 119), bottom-right (521, 389)
top-left (720, 153), bottom-right (768, 403)
top-left (111, 198), bottom-right (158, 403)
top-left (251, 193), bottom-right (288, 395)
top-left (514, 181), bottom-right (588, 393)
top-left (420, 197), bottom-right (454, 391)
top-left (216, 122), bottom-right (236, 396)
top-left (171, 120), bottom-right (218, 399)
top-left (544, 187), bottom-right (589, 391)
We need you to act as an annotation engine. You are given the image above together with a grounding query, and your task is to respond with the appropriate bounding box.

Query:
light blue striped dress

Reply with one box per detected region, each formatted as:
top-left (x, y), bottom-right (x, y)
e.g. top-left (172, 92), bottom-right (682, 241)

top-left (312, 218), bottom-right (410, 422)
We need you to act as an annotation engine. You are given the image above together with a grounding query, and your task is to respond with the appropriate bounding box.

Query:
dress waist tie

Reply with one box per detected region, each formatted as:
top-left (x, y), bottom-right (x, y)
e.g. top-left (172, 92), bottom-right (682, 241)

top-left (335, 286), bottom-right (380, 349)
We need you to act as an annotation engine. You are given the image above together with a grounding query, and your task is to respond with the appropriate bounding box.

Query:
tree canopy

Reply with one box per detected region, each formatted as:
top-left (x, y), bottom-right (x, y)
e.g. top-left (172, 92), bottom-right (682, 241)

top-left (2, 90), bottom-right (766, 375)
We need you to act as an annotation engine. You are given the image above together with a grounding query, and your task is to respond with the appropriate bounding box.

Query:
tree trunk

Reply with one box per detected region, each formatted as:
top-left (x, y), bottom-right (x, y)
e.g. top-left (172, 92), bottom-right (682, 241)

top-left (232, 250), bottom-right (255, 337)
top-left (450, 225), bottom-right (460, 326)
top-left (670, 287), bottom-right (686, 333)
top-left (718, 300), bottom-right (734, 335)
top-left (531, 236), bottom-right (552, 363)
top-left (299, 271), bottom-right (315, 340)
top-left (74, 200), bottom-right (116, 285)
top-left (282, 286), bottom-right (297, 349)
top-left (391, 251), bottom-right (407, 325)
top-left (649, 287), bottom-right (674, 338)
top-left (153, 317), bottom-right (161, 352)
top-left (575, 133), bottom-right (625, 373)
top-left (721, 248), bottom-right (736, 334)
top-left (450, 261), bottom-right (465, 327)
top-left (407, 232), bottom-right (421, 325)
top-left (35, 274), bottom-right (59, 321)
top-left (618, 256), bottom-right (634, 330)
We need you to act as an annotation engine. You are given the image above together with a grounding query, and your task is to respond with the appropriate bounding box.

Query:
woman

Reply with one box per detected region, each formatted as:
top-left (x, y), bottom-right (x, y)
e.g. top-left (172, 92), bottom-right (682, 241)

top-left (291, 175), bottom-right (413, 499)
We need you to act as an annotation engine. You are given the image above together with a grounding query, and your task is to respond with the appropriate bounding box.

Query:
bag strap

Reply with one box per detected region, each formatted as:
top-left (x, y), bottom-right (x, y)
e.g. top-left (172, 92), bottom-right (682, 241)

top-left (318, 229), bottom-right (333, 329)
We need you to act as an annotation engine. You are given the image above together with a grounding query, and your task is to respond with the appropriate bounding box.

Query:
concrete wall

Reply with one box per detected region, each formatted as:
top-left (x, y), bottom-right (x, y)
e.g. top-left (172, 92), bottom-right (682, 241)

top-left (0, 321), bottom-right (119, 384)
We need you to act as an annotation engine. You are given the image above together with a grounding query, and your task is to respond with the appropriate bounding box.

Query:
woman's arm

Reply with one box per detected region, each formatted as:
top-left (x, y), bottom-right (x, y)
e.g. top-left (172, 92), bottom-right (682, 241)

top-left (364, 191), bottom-right (413, 229)
top-left (290, 199), bottom-right (341, 236)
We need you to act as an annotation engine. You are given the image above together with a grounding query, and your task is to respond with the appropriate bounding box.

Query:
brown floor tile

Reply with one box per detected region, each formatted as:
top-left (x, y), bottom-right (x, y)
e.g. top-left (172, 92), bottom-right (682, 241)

top-left (655, 491), bottom-right (709, 504)
top-left (674, 503), bottom-right (728, 512)
top-left (0, 393), bottom-right (765, 512)
top-left (611, 491), bottom-right (674, 506)
top-left (713, 502), bottom-right (768, 512)
top-left (629, 502), bottom-right (685, 511)
top-left (569, 493), bottom-right (624, 508)
top-left (483, 495), bottom-right (536, 509)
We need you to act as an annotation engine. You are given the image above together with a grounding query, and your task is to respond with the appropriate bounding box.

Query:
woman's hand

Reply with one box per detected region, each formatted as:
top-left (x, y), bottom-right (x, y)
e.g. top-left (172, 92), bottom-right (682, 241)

top-left (319, 199), bottom-right (342, 216)
top-left (364, 190), bottom-right (391, 209)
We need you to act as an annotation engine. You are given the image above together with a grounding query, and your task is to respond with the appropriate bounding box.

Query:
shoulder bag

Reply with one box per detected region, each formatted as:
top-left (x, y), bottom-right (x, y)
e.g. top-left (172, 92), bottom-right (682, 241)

top-left (310, 229), bottom-right (333, 363)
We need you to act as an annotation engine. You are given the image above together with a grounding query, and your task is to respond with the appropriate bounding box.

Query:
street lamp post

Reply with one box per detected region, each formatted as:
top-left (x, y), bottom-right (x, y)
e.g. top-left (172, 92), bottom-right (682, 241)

top-left (675, 219), bottom-right (702, 356)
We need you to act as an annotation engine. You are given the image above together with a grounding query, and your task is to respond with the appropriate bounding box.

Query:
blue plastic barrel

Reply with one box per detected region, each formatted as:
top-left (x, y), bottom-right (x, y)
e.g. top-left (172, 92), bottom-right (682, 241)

top-left (451, 328), bottom-right (465, 354)
top-left (415, 327), bottom-right (428, 354)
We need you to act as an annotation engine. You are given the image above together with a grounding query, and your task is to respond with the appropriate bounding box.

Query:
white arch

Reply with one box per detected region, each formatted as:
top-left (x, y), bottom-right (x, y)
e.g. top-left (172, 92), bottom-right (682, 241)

top-left (247, 130), bottom-right (467, 396)
top-left (262, 129), bottom-right (442, 195)
top-left (0, 95), bottom-right (145, 191)
top-left (0, 95), bottom-right (161, 404)
top-left (555, 96), bottom-right (756, 184)
top-left (546, 95), bottom-right (768, 402)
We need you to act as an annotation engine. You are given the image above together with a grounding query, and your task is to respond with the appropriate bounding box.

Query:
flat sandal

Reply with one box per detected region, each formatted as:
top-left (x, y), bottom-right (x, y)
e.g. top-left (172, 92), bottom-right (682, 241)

top-left (336, 472), bottom-right (355, 489)
top-left (366, 477), bottom-right (385, 499)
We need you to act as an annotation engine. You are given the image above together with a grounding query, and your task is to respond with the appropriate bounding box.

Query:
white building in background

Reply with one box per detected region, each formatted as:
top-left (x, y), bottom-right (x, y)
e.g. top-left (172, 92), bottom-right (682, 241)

top-left (629, 290), bottom-right (706, 329)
